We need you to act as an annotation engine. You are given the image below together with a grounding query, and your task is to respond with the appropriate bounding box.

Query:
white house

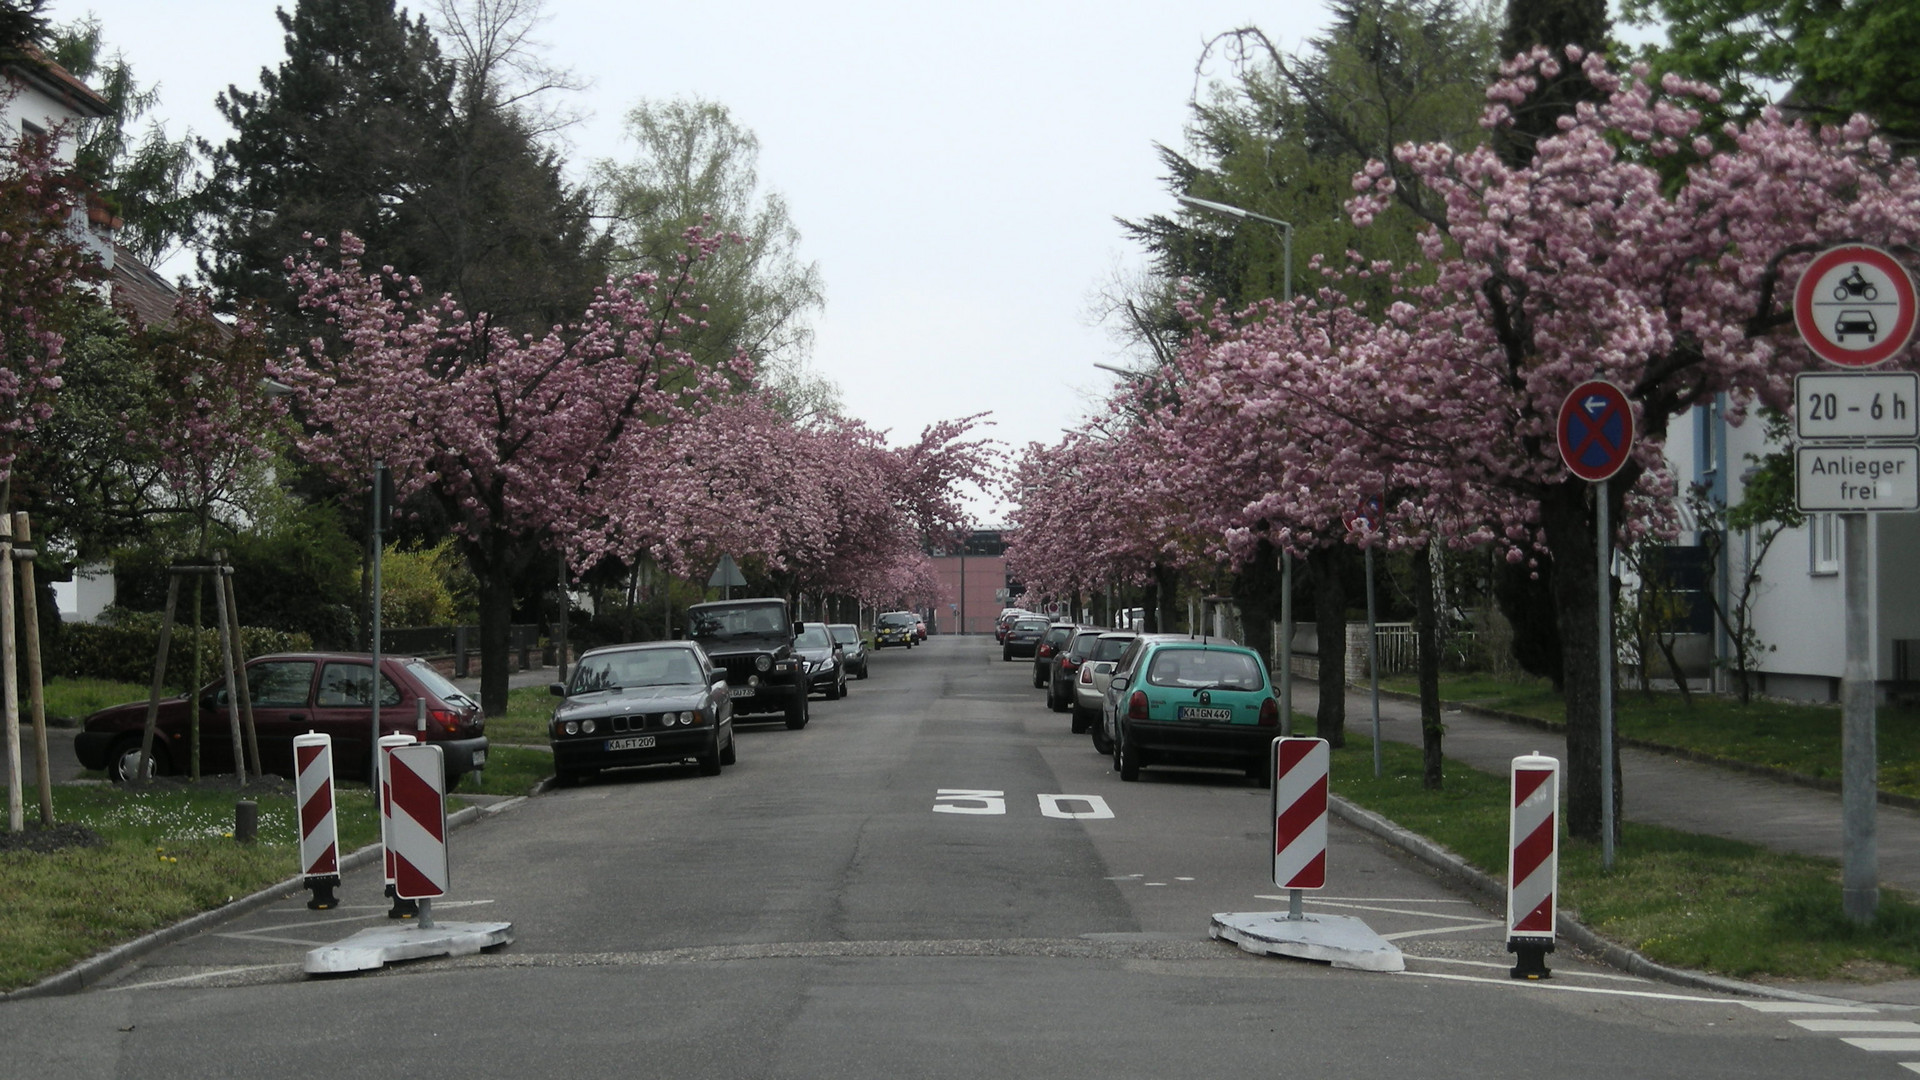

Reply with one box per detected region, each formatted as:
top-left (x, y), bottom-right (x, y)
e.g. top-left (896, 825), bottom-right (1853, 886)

top-left (1664, 393), bottom-right (1920, 703)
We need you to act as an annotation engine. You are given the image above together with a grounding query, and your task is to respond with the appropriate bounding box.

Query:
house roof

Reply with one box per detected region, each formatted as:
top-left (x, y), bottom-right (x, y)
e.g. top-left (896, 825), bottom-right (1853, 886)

top-left (109, 243), bottom-right (179, 328)
top-left (3, 46), bottom-right (111, 121)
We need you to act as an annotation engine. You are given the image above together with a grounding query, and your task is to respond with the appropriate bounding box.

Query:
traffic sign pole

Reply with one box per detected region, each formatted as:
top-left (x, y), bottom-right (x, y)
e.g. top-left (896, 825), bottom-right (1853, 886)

top-left (1597, 481), bottom-right (1614, 871)
top-left (1843, 513), bottom-right (1879, 922)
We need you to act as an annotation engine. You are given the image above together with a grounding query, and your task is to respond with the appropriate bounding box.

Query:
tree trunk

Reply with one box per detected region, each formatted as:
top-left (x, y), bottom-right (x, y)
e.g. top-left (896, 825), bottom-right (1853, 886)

top-left (1414, 540), bottom-right (1444, 789)
top-left (1493, 542), bottom-right (1564, 691)
top-left (1540, 479), bottom-right (1621, 843)
top-left (477, 571), bottom-right (515, 717)
top-left (1309, 545), bottom-right (1347, 748)
top-left (1153, 562), bottom-right (1178, 634)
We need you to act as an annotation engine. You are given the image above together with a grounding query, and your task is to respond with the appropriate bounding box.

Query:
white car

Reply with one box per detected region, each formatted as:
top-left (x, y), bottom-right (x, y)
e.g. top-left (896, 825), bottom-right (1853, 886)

top-left (1074, 631), bottom-right (1138, 752)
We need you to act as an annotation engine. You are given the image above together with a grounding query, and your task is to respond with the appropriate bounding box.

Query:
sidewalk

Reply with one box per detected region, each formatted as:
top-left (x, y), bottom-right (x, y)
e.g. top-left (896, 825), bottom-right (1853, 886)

top-left (1295, 677), bottom-right (1920, 893)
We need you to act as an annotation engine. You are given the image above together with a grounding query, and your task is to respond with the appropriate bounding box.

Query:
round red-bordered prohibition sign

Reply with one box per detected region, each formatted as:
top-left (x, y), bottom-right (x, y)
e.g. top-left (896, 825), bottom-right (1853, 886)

top-left (1793, 244), bottom-right (1919, 368)
top-left (1556, 381), bottom-right (1635, 482)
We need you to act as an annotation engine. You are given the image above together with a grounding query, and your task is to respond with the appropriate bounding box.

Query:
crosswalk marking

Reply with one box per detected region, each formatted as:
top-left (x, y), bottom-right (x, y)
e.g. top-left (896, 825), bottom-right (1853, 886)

top-left (1791, 1019), bottom-right (1920, 1034)
top-left (1740, 1001), bottom-right (1880, 1014)
top-left (1841, 1038), bottom-right (1920, 1052)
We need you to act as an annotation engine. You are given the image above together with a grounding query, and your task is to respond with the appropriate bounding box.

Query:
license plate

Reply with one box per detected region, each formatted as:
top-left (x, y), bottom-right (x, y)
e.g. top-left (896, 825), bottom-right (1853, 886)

top-left (1177, 706), bottom-right (1233, 722)
top-left (471, 749), bottom-right (486, 765)
top-left (728, 686), bottom-right (755, 699)
top-left (605, 736), bottom-right (655, 751)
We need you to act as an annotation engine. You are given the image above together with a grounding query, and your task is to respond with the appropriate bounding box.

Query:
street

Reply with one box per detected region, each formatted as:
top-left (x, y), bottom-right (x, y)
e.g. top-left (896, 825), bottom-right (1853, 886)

top-left (0, 636), bottom-right (1900, 1078)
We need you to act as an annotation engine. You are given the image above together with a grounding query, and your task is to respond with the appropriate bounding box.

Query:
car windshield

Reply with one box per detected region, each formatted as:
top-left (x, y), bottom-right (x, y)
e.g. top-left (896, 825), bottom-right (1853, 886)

top-left (1145, 649), bottom-right (1265, 691)
top-left (796, 626), bottom-right (832, 649)
top-left (1091, 636), bottom-right (1135, 662)
top-left (879, 613), bottom-right (914, 627)
top-left (570, 649), bottom-right (703, 693)
top-left (830, 625), bottom-right (861, 645)
top-left (689, 602), bottom-right (787, 639)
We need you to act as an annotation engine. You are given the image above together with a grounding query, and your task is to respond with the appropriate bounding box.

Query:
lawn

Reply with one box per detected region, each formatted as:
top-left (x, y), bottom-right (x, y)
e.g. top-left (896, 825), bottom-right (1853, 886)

top-left (1380, 671), bottom-right (1920, 799)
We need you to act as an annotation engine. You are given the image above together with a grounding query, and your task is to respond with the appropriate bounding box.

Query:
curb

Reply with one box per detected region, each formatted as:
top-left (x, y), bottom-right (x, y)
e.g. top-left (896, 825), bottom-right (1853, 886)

top-left (1374, 687), bottom-right (1920, 813)
top-left (0, 797), bottom-right (524, 1002)
top-left (1330, 795), bottom-right (1865, 1006)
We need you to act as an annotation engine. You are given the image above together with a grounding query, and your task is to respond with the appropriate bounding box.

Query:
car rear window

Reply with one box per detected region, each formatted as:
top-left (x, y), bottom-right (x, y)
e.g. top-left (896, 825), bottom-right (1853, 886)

top-left (1091, 636), bottom-right (1135, 662)
top-left (1145, 649), bottom-right (1265, 691)
top-left (830, 626), bottom-right (861, 644)
top-left (1015, 618), bottom-right (1048, 631)
top-left (1066, 632), bottom-right (1102, 659)
top-left (406, 660), bottom-right (476, 709)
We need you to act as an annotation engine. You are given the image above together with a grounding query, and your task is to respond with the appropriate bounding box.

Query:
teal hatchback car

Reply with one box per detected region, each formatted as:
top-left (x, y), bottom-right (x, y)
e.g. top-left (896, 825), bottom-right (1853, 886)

top-left (1106, 639), bottom-right (1280, 786)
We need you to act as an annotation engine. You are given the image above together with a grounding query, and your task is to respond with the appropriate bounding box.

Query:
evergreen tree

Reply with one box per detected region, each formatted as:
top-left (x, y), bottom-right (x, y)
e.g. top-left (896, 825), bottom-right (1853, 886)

top-left (196, 0), bottom-right (459, 318)
top-left (1493, 0), bottom-right (1611, 166)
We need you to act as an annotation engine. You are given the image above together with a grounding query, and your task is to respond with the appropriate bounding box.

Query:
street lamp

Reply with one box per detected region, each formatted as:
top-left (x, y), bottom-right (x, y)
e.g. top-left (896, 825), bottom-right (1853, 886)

top-left (1176, 194), bottom-right (1293, 304)
top-left (1176, 193), bottom-right (1297, 732)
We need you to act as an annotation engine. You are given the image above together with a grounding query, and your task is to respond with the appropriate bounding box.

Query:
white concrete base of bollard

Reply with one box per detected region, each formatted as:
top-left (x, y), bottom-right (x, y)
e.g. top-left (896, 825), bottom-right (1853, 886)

top-left (1210, 911), bottom-right (1405, 972)
top-left (303, 920), bottom-right (514, 975)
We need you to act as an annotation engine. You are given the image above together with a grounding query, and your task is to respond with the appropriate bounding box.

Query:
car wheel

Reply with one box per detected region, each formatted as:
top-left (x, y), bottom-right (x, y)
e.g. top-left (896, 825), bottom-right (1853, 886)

top-left (720, 734), bottom-right (736, 766)
top-left (1049, 683), bottom-right (1070, 714)
top-left (553, 767), bottom-right (588, 788)
top-left (1116, 723), bottom-right (1140, 782)
top-left (826, 675), bottom-right (842, 700)
top-left (1002, 647), bottom-right (1013, 662)
top-left (698, 737), bottom-right (722, 776)
top-left (1032, 668), bottom-right (1046, 689)
top-left (108, 735), bottom-right (166, 784)
top-left (1089, 711), bottom-right (1113, 755)
top-left (785, 691), bottom-right (809, 730)
top-left (1246, 757), bottom-right (1271, 788)
top-left (858, 662), bottom-right (869, 679)
top-left (1068, 701), bottom-right (1088, 733)
top-left (443, 770), bottom-right (463, 793)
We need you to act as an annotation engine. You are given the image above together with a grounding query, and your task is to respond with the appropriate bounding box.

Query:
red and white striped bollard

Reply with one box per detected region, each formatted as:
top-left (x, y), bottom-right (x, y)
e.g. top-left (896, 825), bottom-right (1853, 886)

top-left (1507, 751), bottom-right (1560, 978)
top-left (1273, 736), bottom-right (1329, 919)
top-left (294, 732), bottom-right (339, 910)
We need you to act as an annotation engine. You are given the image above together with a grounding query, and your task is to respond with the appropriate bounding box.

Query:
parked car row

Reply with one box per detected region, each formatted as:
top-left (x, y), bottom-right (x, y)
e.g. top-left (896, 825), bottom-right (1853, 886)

top-left (1007, 624), bottom-right (1283, 787)
top-left (76, 596), bottom-right (908, 792)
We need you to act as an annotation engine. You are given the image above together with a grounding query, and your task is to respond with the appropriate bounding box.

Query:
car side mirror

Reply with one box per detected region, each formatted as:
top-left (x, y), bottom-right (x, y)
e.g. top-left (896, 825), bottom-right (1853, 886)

top-left (711, 671), bottom-right (729, 685)
top-left (1110, 676), bottom-right (1129, 691)
top-left (549, 682), bottom-right (567, 697)
top-left (792, 622), bottom-right (805, 636)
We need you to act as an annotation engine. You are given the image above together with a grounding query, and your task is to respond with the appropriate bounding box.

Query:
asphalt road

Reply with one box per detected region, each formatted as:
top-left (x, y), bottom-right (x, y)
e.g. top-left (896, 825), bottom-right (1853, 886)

top-left (1, 636), bottom-right (1909, 1078)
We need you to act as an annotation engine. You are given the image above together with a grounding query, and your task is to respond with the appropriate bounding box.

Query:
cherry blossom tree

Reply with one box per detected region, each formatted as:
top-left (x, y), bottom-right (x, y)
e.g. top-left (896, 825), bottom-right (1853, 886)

top-left (279, 228), bottom-right (732, 714)
top-left (1338, 47), bottom-right (1920, 838)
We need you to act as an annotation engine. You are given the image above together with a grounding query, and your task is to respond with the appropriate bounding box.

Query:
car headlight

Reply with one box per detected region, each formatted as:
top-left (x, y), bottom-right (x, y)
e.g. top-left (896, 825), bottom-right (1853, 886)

top-left (562, 720), bottom-right (579, 735)
top-left (755, 655), bottom-right (771, 672)
top-left (581, 719), bottom-right (596, 734)
top-left (678, 711), bottom-right (693, 725)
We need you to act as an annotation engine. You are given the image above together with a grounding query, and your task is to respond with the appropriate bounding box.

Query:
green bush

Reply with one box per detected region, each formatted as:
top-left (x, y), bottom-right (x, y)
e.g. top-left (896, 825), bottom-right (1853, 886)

top-left (53, 608), bottom-right (312, 691)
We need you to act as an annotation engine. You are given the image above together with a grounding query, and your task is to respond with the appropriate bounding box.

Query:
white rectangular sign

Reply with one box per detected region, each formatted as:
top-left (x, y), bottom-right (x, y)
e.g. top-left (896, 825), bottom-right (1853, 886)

top-left (1796, 445), bottom-right (1920, 512)
top-left (1795, 372), bottom-right (1920, 441)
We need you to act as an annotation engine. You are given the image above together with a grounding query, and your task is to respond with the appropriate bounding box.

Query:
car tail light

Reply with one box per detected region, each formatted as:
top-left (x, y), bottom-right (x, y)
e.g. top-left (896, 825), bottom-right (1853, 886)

top-left (1079, 666), bottom-right (1094, 685)
top-left (428, 708), bottom-right (463, 733)
top-left (1059, 656), bottom-right (1071, 671)
top-left (1127, 690), bottom-right (1149, 720)
top-left (1259, 697), bottom-right (1279, 727)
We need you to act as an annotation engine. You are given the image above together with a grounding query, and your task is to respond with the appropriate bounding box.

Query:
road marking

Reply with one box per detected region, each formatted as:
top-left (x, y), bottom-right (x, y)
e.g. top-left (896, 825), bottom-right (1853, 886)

top-left (1792, 1020), bottom-right (1920, 1033)
top-left (1301, 899), bottom-right (1503, 922)
top-left (1037, 793), bottom-right (1113, 819)
top-left (1402, 955), bottom-right (1650, 983)
top-left (1741, 1002), bottom-right (1883, 1014)
top-left (1380, 921), bottom-right (1505, 942)
top-left (212, 932), bottom-right (330, 947)
top-left (1257, 895), bottom-right (1476, 905)
top-left (1841, 1038), bottom-right (1920, 1052)
top-left (1400, 969), bottom-right (1734, 1003)
top-left (108, 964), bottom-right (293, 992)
top-left (933, 789), bottom-right (1005, 814)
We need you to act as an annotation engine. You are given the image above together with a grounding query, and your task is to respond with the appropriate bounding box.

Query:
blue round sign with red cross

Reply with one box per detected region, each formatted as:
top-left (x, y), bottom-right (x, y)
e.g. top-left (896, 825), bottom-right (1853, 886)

top-left (1557, 381), bottom-right (1635, 482)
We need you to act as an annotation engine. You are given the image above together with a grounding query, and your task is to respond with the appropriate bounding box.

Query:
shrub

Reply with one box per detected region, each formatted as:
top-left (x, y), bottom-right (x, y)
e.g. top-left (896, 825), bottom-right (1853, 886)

top-left (53, 608), bottom-right (312, 691)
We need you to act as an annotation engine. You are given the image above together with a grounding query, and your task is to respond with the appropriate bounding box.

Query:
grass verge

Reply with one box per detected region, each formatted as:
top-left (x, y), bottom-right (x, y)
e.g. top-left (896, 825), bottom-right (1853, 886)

top-left (1333, 735), bottom-right (1920, 981)
top-left (0, 745), bottom-right (552, 993)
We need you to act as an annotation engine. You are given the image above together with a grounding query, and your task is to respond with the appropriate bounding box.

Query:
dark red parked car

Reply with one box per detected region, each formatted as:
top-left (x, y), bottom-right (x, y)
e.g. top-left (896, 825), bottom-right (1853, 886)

top-left (74, 652), bottom-right (489, 788)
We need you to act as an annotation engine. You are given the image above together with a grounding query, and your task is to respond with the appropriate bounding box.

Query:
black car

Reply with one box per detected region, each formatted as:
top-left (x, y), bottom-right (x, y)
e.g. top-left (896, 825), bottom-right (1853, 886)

top-left (548, 642), bottom-right (735, 785)
top-left (874, 611), bottom-right (916, 649)
top-left (686, 597), bottom-right (809, 729)
top-left (1031, 621), bottom-right (1078, 689)
top-left (796, 622), bottom-right (848, 700)
top-left (1001, 616), bottom-right (1051, 661)
top-left (829, 623), bottom-right (870, 678)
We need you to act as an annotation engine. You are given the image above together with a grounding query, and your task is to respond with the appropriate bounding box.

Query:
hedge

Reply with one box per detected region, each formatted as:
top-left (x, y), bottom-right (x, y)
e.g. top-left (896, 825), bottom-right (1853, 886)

top-left (54, 609), bottom-right (313, 692)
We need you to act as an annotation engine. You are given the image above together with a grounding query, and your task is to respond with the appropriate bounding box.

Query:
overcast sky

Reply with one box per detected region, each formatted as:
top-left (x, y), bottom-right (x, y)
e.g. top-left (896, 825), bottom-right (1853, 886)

top-left (65, 1), bottom-right (1337, 517)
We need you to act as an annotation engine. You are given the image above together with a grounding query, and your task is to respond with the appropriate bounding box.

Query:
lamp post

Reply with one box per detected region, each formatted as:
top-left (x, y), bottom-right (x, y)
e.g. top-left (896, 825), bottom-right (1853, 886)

top-left (1177, 194), bottom-right (1297, 729)
top-left (1175, 194), bottom-right (1293, 304)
